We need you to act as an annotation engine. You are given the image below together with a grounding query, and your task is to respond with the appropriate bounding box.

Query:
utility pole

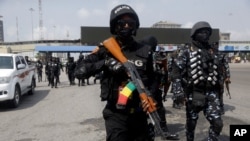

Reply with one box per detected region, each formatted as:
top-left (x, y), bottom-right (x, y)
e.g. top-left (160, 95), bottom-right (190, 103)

top-left (38, 0), bottom-right (43, 40)
top-left (16, 16), bottom-right (19, 41)
top-left (29, 8), bottom-right (35, 40)
top-left (0, 15), bottom-right (4, 42)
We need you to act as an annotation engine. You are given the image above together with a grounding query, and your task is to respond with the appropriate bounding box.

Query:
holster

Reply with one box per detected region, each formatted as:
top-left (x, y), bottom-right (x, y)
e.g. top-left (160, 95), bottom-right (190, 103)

top-left (192, 91), bottom-right (206, 108)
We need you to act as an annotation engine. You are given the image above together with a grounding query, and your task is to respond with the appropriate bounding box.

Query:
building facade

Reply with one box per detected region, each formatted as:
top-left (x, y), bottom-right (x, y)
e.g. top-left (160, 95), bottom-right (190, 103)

top-left (152, 21), bottom-right (181, 28)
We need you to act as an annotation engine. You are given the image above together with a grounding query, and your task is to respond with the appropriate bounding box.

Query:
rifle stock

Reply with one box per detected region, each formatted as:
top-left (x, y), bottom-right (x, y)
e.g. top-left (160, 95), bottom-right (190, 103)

top-left (102, 37), bottom-right (127, 63)
top-left (103, 37), bottom-right (164, 136)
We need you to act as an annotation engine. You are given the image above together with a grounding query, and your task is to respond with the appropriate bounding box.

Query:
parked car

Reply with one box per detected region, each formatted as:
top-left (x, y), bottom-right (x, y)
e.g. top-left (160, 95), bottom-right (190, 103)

top-left (0, 54), bottom-right (36, 108)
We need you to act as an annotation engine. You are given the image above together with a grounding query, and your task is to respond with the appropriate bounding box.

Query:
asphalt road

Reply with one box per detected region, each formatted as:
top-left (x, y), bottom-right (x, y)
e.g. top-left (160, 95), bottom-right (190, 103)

top-left (0, 63), bottom-right (249, 141)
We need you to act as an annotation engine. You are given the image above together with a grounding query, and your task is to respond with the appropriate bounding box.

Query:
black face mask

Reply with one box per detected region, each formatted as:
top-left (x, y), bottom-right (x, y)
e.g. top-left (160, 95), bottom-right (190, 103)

top-left (194, 29), bottom-right (211, 43)
top-left (115, 19), bottom-right (136, 38)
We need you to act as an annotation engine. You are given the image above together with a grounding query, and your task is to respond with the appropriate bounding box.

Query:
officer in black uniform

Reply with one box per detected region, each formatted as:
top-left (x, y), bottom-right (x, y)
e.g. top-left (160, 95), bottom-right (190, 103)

top-left (45, 56), bottom-right (52, 86)
top-left (50, 57), bottom-right (60, 88)
top-left (176, 21), bottom-right (223, 141)
top-left (55, 57), bottom-right (63, 85)
top-left (66, 57), bottom-right (76, 85)
top-left (140, 35), bottom-right (179, 140)
top-left (74, 4), bottom-right (164, 141)
top-left (76, 54), bottom-right (85, 86)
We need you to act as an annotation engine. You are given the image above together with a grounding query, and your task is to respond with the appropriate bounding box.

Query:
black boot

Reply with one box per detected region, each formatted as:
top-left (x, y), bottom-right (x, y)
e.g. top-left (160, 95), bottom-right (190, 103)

top-left (186, 131), bottom-right (194, 141)
top-left (173, 102), bottom-right (181, 109)
top-left (160, 122), bottom-right (179, 140)
top-left (219, 105), bottom-right (225, 115)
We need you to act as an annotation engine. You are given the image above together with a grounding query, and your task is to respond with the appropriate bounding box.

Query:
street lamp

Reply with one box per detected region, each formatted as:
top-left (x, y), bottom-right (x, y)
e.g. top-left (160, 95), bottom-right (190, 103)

top-left (29, 8), bottom-right (35, 40)
top-left (53, 25), bottom-right (56, 40)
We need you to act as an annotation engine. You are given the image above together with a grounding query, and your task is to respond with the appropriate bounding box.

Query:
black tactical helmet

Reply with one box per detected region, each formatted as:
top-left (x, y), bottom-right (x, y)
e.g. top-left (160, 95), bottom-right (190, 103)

top-left (141, 35), bottom-right (157, 47)
top-left (110, 4), bottom-right (140, 35)
top-left (190, 21), bottom-right (212, 39)
top-left (140, 35), bottom-right (158, 51)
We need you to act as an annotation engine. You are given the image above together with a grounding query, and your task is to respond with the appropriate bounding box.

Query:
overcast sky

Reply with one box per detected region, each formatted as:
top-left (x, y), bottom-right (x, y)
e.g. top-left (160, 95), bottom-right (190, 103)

top-left (1, 0), bottom-right (250, 42)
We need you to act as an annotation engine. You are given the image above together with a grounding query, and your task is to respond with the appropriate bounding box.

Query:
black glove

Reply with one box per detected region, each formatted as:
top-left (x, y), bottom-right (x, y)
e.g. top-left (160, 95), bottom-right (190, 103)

top-left (105, 58), bottom-right (124, 73)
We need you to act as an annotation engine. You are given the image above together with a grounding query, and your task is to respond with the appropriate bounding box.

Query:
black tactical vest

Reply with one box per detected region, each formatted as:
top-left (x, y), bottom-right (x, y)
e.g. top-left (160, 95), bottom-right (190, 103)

top-left (186, 46), bottom-right (220, 90)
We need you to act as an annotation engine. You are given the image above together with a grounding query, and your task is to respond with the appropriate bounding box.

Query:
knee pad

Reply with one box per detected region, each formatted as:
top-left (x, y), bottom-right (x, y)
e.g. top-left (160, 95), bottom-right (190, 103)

top-left (213, 118), bottom-right (223, 134)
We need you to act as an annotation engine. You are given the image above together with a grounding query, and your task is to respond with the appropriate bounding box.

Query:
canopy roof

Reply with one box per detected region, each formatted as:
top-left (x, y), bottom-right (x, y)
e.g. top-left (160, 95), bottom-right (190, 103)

top-left (35, 46), bottom-right (97, 52)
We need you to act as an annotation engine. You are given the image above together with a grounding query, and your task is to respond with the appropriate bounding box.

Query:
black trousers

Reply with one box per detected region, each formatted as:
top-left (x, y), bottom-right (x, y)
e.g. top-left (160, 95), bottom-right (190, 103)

top-left (102, 104), bottom-right (152, 141)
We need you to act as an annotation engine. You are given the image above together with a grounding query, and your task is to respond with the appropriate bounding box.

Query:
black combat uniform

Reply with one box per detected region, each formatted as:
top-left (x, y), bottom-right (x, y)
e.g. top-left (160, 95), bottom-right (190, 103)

top-left (75, 4), bottom-right (158, 141)
top-left (45, 57), bottom-right (52, 86)
top-left (36, 60), bottom-right (43, 82)
top-left (66, 57), bottom-right (76, 85)
top-left (50, 57), bottom-right (60, 88)
top-left (140, 35), bottom-right (179, 140)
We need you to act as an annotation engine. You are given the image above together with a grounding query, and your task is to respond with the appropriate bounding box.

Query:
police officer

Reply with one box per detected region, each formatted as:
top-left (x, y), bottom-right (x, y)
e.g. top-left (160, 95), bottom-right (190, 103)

top-left (25, 56), bottom-right (31, 65)
top-left (156, 50), bottom-right (171, 100)
top-left (36, 59), bottom-right (43, 82)
top-left (75, 4), bottom-right (162, 141)
top-left (45, 56), bottom-right (52, 86)
top-left (176, 21), bottom-right (223, 141)
top-left (167, 47), bottom-right (185, 109)
top-left (50, 57), bottom-right (60, 88)
top-left (211, 42), bottom-right (231, 115)
top-left (55, 57), bottom-right (64, 85)
top-left (66, 57), bottom-right (76, 85)
top-left (76, 54), bottom-right (85, 86)
top-left (141, 35), bottom-right (179, 140)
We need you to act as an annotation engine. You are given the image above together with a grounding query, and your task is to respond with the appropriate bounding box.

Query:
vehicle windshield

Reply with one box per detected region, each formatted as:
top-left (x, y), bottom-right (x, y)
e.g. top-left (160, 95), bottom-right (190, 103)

top-left (0, 56), bottom-right (14, 69)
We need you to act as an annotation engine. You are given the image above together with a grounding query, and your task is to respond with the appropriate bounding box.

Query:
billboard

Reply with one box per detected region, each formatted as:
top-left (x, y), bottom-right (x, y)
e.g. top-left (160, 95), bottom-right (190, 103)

top-left (81, 26), bottom-right (220, 45)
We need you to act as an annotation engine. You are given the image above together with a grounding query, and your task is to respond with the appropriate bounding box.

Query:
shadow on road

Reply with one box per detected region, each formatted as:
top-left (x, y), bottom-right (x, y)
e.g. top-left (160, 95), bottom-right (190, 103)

top-left (0, 89), bottom-right (50, 111)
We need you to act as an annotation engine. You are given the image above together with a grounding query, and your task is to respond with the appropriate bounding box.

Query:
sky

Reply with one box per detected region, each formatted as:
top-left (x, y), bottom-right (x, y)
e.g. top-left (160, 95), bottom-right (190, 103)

top-left (0, 0), bottom-right (250, 42)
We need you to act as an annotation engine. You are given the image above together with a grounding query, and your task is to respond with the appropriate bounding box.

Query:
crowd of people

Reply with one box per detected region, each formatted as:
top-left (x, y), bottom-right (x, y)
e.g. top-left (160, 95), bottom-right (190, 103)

top-left (34, 54), bottom-right (101, 89)
top-left (32, 4), bottom-right (231, 141)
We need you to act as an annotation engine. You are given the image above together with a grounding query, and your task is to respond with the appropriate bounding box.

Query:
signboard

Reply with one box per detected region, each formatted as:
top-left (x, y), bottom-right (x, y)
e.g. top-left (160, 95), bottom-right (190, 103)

top-left (219, 45), bottom-right (250, 51)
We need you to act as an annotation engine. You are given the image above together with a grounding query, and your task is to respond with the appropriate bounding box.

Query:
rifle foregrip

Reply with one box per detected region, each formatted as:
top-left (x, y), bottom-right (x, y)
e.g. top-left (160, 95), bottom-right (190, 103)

top-left (140, 93), bottom-right (157, 113)
top-left (103, 37), bottom-right (127, 63)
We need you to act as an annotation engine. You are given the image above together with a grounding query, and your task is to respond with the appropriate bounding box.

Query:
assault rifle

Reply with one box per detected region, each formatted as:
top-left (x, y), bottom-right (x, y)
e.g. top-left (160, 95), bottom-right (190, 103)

top-left (103, 37), bottom-right (165, 137)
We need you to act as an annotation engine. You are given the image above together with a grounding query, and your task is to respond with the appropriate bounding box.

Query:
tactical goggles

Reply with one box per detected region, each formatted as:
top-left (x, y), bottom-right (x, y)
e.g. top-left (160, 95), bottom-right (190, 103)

top-left (117, 19), bottom-right (136, 28)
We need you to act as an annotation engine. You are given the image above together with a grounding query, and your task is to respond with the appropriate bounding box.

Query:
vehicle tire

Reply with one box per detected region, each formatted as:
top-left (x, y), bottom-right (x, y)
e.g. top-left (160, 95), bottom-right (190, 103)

top-left (28, 78), bottom-right (35, 95)
top-left (9, 86), bottom-right (21, 108)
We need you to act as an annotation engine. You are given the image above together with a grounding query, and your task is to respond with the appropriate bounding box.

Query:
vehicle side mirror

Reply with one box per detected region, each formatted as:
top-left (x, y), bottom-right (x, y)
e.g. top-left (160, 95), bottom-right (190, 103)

top-left (17, 64), bottom-right (26, 69)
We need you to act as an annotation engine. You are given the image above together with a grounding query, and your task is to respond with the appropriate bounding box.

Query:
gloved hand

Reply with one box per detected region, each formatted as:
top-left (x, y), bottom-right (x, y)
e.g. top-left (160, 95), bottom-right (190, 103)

top-left (105, 57), bottom-right (124, 73)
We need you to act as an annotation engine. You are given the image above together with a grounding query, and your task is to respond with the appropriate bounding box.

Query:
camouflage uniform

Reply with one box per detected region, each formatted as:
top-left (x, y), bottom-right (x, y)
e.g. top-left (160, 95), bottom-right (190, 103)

top-left (177, 21), bottom-right (223, 141)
